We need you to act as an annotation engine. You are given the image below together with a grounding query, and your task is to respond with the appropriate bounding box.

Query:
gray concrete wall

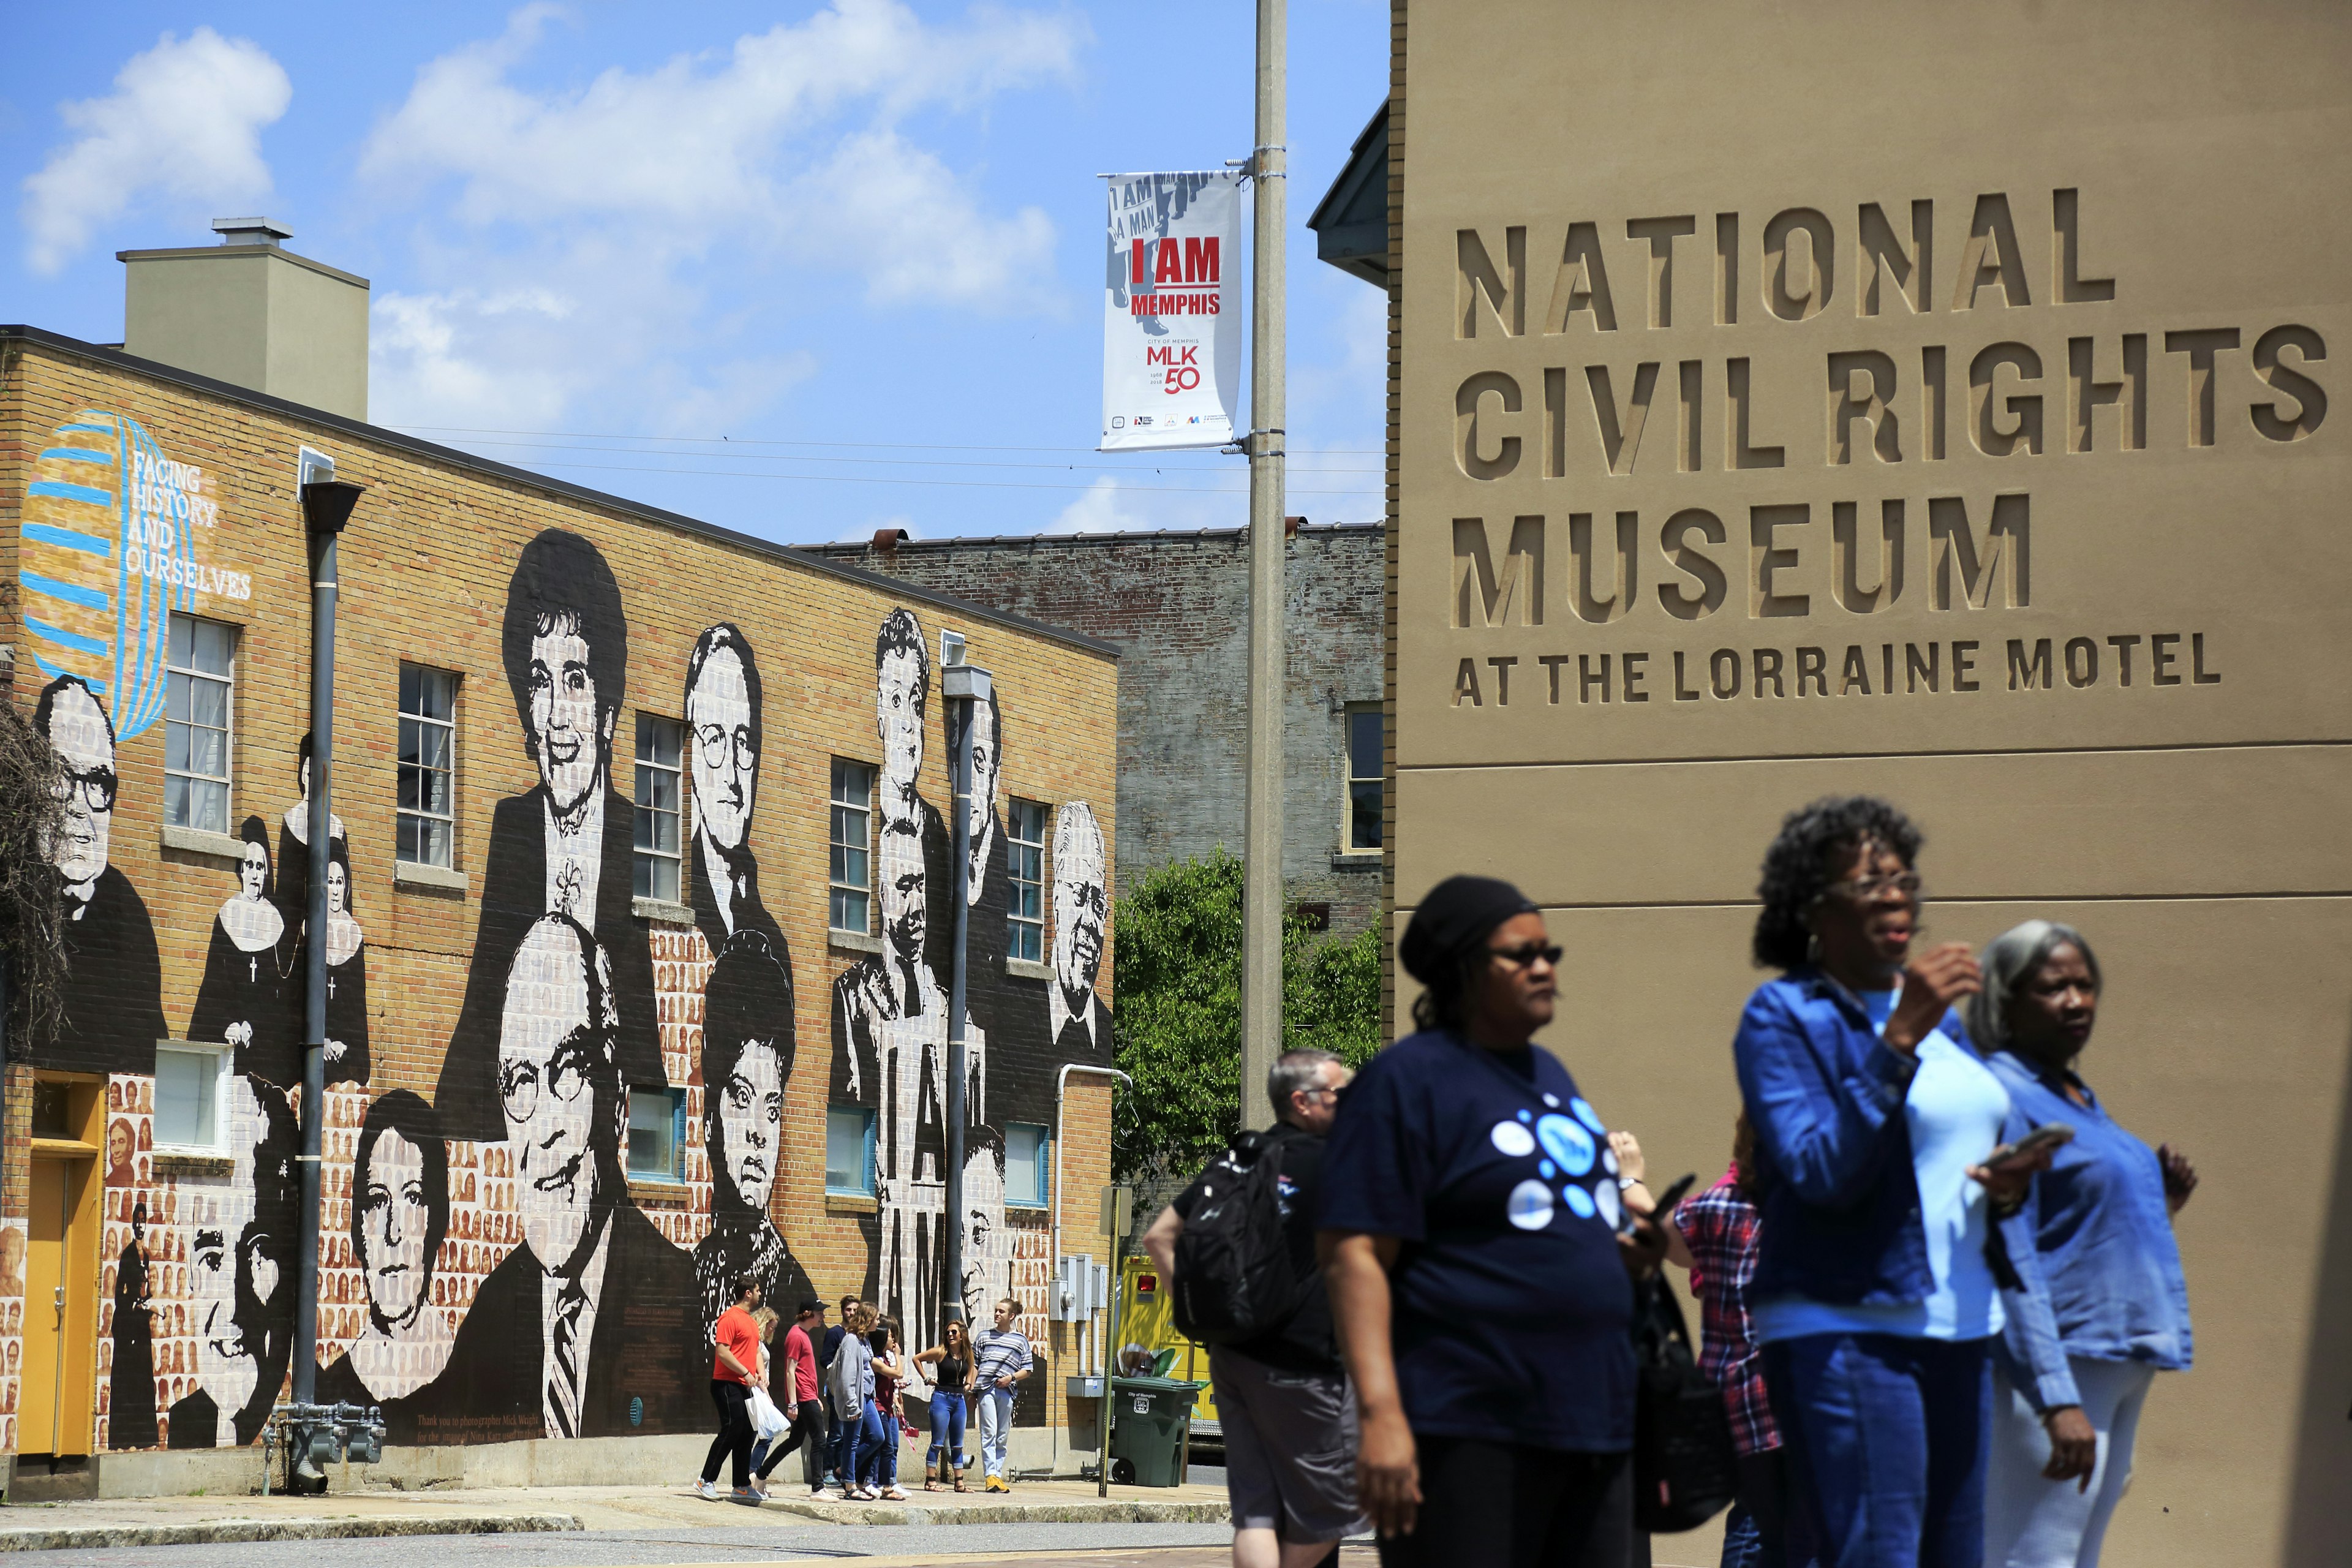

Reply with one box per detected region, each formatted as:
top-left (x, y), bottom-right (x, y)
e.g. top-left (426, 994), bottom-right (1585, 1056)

top-left (805, 524), bottom-right (1386, 933)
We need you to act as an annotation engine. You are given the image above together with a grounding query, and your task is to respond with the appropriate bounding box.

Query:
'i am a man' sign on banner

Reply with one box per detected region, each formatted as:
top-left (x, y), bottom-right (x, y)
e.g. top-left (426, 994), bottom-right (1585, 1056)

top-left (1100, 172), bottom-right (1242, 451)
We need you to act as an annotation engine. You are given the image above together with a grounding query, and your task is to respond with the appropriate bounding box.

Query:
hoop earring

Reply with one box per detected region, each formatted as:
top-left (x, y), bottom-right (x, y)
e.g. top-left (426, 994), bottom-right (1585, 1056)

top-left (1806, 930), bottom-right (1822, 963)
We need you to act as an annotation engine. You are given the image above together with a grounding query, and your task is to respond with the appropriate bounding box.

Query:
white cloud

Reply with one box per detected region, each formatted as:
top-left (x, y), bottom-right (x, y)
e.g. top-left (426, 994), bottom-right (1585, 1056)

top-left (1046, 474), bottom-right (1242, 537)
top-left (20, 28), bottom-right (292, 274)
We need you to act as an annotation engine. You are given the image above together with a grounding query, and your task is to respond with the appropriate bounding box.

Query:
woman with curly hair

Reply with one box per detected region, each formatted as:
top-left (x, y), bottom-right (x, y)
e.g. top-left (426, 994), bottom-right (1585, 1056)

top-left (1732, 796), bottom-right (2075, 1568)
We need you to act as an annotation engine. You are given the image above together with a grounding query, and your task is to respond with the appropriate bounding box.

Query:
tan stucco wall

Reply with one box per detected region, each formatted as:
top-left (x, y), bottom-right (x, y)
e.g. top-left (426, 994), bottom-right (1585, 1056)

top-left (1390, 3), bottom-right (2351, 1563)
top-left (123, 247), bottom-right (369, 421)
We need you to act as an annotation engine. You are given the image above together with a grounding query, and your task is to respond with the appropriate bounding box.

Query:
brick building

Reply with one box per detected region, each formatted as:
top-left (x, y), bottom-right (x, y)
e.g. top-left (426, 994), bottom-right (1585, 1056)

top-left (809, 523), bottom-right (1388, 935)
top-left (0, 314), bottom-right (1123, 1493)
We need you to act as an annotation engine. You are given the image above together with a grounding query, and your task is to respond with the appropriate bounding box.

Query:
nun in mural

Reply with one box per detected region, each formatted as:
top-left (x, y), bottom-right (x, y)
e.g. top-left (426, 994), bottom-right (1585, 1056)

top-left (108, 1197), bottom-right (158, 1449)
top-left (315, 1090), bottom-right (450, 1441)
top-left (1047, 802), bottom-right (1114, 1062)
top-left (317, 840), bottom-right (371, 1086)
top-left (33, 674), bottom-right (166, 1077)
top-left (188, 816), bottom-right (300, 1087)
top-left (691, 932), bottom-right (815, 1344)
top-left (274, 731), bottom-right (346, 933)
top-left (435, 529), bottom-right (662, 1142)
top-left (419, 914), bottom-right (698, 1441)
top-left (166, 1075), bottom-right (298, 1449)
top-left (683, 624), bottom-right (785, 954)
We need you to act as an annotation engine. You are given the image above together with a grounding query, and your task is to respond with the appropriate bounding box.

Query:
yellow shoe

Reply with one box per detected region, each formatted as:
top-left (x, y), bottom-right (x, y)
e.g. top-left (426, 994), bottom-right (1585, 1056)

top-left (986, 1475), bottom-right (1008, 1493)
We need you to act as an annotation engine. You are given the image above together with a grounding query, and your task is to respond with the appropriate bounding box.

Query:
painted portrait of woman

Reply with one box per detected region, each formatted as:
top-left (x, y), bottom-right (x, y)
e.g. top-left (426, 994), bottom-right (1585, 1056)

top-left (320, 840), bottom-right (371, 1086)
top-left (187, 817), bottom-right (298, 1087)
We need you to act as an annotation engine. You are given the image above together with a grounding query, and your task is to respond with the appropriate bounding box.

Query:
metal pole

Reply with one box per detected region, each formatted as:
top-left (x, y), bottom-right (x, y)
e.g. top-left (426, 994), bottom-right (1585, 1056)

top-left (1238, 0), bottom-right (1288, 1131)
top-left (941, 664), bottom-right (990, 1335)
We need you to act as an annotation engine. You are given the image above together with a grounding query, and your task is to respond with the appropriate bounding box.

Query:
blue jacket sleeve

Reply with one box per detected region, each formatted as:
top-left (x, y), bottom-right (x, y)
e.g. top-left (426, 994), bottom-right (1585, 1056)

top-left (1733, 984), bottom-right (1917, 1208)
top-left (1992, 1103), bottom-right (2082, 1414)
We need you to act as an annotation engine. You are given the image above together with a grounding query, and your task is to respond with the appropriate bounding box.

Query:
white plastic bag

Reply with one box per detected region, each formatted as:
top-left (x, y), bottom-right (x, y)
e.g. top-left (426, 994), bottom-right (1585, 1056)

top-left (748, 1385), bottom-right (790, 1443)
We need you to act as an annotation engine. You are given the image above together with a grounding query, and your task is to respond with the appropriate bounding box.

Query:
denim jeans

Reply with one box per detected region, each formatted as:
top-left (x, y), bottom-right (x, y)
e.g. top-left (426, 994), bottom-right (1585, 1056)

top-left (976, 1385), bottom-right (1016, 1478)
top-left (1765, 1333), bottom-right (1991, 1568)
top-left (928, 1390), bottom-right (968, 1471)
top-left (834, 1399), bottom-right (867, 1489)
top-left (855, 1403), bottom-right (894, 1488)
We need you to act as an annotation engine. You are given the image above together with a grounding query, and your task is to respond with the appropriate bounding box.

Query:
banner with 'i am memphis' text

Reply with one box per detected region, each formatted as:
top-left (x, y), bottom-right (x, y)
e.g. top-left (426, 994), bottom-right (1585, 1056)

top-left (1100, 172), bottom-right (1242, 452)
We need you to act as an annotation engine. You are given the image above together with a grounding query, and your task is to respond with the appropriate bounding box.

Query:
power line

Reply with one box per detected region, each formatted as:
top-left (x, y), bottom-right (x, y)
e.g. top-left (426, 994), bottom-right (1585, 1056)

top-left (386, 422), bottom-right (1387, 458)
top-left (500, 455), bottom-right (1376, 496)
top-left (418, 434), bottom-right (1382, 477)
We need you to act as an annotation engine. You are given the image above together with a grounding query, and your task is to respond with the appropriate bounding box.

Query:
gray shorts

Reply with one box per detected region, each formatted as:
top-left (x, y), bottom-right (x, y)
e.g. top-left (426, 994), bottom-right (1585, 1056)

top-left (1209, 1345), bottom-right (1368, 1544)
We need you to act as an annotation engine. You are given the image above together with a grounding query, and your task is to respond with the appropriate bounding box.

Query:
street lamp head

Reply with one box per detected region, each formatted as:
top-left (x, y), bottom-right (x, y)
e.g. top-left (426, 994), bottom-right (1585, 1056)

top-left (942, 663), bottom-right (993, 704)
top-left (300, 480), bottom-right (366, 536)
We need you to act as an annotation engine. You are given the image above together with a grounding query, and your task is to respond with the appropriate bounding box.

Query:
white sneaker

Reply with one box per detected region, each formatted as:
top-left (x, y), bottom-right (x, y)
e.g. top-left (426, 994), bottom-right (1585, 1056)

top-left (693, 1477), bottom-right (723, 1501)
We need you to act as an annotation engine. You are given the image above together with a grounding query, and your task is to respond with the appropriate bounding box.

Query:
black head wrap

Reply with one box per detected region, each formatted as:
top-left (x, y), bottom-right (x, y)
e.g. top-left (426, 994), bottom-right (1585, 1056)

top-left (1400, 875), bottom-right (1539, 983)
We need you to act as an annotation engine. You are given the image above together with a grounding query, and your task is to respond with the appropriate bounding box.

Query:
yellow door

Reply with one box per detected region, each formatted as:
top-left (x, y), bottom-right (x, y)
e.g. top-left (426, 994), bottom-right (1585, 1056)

top-left (23, 1159), bottom-right (67, 1458)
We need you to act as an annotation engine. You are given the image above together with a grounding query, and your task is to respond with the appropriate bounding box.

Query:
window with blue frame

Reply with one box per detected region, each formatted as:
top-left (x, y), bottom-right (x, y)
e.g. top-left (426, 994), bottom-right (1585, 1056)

top-left (826, 1106), bottom-right (877, 1196)
top-left (1005, 1122), bottom-right (1050, 1208)
top-left (627, 1087), bottom-right (685, 1181)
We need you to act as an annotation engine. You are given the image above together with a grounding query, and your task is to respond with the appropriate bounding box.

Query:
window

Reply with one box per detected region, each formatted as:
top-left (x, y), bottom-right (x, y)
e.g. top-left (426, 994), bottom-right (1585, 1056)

top-left (154, 1042), bottom-right (232, 1150)
top-left (627, 1087), bottom-right (684, 1180)
top-left (398, 665), bottom-right (458, 867)
top-left (826, 1106), bottom-right (876, 1195)
top-left (633, 715), bottom-right (684, 902)
top-left (1344, 704), bottom-right (1385, 852)
top-left (1006, 798), bottom-right (1048, 962)
top-left (1005, 1123), bottom-right (1050, 1208)
top-left (165, 614), bottom-right (235, 834)
top-left (829, 758), bottom-right (875, 933)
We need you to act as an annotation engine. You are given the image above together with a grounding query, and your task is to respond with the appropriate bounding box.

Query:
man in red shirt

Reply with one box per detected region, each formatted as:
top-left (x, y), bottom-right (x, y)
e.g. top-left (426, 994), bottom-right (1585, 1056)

top-left (755, 1298), bottom-right (832, 1494)
top-left (696, 1275), bottom-right (765, 1503)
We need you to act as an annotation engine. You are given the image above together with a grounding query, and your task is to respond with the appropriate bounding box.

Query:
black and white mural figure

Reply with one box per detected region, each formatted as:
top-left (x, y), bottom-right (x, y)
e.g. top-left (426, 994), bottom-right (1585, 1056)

top-left (692, 932), bottom-right (815, 1343)
top-left (189, 816), bottom-right (298, 1086)
top-left (1047, 801), bottom-right (1113, 1063)
top-left (958, 1125), bottom-right (1008, 1329)
top-left (315, 1090), bottom-right (448, 1440)
top-left (317, 840), bottom-right (371, 1086)
top-left (274, 731), bottom-right (346, 935)
top-left (32, 674), bottom-right (166, 1077)
top-left (684, 625), bottom-right (785, 954)
top-left (873, 608), bottom-right (957, 981)
top-left (437, 529), bottom-right (661, 1142)
top-left (167, 1074), bottom-right (298, 1448)
top-left (108, 1197), bottom-right (157, 1449)
top-left (421, 914), bottom-right (696, 1441)
top-left (960, 685), bottom-right (1010, 1016)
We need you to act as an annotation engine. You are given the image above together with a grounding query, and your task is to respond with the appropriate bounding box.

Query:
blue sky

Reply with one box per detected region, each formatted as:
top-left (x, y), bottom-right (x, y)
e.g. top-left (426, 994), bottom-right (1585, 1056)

top-left (4, 1), bottom-right (1390, 546)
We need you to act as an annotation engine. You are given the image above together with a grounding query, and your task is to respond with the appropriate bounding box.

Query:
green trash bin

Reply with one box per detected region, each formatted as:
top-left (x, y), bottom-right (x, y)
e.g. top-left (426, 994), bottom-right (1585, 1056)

top-left (1107, 1376), bottom-right (1205, 1487)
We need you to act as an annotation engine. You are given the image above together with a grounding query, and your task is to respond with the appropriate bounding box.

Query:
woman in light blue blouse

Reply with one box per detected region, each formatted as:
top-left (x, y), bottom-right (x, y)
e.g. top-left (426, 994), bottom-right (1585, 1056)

top-left (1970, 921), bottom-right (2198, 1568)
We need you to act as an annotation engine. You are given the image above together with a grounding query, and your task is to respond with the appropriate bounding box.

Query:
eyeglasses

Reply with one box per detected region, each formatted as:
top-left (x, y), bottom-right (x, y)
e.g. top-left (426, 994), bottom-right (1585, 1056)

top-left (55, 761), bottom-right (118, 813)
top-left (696, 724), bottom-right (759, 772)
top-left (1489, 942), bottom-right (1563, 968)
top-left (497, 1031), bottom-right (597, 1121)
top-left (1820, 873), bottom-right (1923, 903)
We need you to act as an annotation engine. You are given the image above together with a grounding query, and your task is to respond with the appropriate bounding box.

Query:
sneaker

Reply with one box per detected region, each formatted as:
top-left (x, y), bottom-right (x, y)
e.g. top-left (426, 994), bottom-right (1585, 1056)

top-left (984, 1474), bottom-right (1008, 1493)
top-left (692, 1478), bottom-right (723, 1501)
top-left (730, 1487), bottom-right (764, 1507)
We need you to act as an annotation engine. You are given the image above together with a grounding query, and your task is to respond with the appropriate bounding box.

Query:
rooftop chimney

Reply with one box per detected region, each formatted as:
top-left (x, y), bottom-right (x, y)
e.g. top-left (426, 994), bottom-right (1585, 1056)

top-left (118, 218), bottom-right (369, 421)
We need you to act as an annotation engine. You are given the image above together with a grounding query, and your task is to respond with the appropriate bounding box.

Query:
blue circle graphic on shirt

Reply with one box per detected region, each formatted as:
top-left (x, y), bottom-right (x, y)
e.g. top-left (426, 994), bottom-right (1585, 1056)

top-left (1540, 1160), bottom-right (1556, 1178)
top-left (1490, 1120), bottom-right (1537, 1158)
top-left (1517, 1109), bottom-right (1532, 1123)
top-left (1507, 1178), bottom-right (1555, 1231)
top-left (1536, 1114), bottom-right (1596, 1175)
top-left (1595, 1180), bottom-right (1623, 1229)
top-left (1570, 1097), bottom-right (1607, 1134)
top-left (1542, 1093), bottom-right (1561, 1108)
top-left (1562, 1182), bottom-right (1597, 1219)
top-left (1602, 1147), bottom-right (1620, 1177)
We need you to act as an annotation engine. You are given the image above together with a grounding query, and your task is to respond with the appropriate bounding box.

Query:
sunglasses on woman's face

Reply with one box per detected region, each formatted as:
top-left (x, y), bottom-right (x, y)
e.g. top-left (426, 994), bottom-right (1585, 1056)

top-left (1489, 942), bottom-right (1564, 969)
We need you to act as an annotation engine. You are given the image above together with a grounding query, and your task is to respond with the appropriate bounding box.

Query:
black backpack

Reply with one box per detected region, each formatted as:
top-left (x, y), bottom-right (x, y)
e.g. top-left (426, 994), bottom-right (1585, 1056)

top-left (1631, 1275), bottom-right (1740, 1532)
top-left (1169, 1129), bottom-right (1300, 1345)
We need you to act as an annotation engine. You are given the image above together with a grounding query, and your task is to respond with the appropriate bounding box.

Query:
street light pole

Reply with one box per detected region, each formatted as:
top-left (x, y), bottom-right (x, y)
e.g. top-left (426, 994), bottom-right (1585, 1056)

top-left (1239, 0), bottom-right (1287, 1131)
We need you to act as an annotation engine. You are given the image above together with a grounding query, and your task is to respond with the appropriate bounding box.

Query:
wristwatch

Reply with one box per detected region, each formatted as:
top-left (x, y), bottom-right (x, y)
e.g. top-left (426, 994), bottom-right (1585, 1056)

top-left (1617, 1175), bottom-right (1643, 1191)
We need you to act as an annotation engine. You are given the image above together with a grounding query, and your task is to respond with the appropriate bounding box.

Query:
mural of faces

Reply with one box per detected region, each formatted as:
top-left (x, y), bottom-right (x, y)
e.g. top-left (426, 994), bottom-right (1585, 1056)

top-left (529, 614), bottom-right (611, 818)
top-left (875, 609), bottom-right (929, 803)
top-left (326, 858), bottom-right (349, 916)
top-left (881, 826), bottom-right (928, 965)
top-left (715, 1042), bottom-right (783, 1213)
top-left (960, 1136), bottom-right (1007, 1325)
top-left (1052, 803), bottom-right (1109, 1000)
top-left (499, 916), bottom-right (619, 1275)
top-left (967, 691), bottom-right (1000, 868)
top-left (0, 1226), bottom-right (24, 1295)
top-left (44, 679), bottom-right (116, 898)
top-left (360, 1132), bottom-right (432, 1329)
top-left (687, 636), bottom-right (758, 856)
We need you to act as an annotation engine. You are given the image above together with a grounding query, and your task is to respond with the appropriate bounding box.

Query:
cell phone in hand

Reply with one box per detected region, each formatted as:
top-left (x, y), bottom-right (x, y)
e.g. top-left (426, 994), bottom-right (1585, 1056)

top-left (1983, 1123), bottom-right (2075, 1171)
top-left (1626, 1172), bottom-right (1697, 1234)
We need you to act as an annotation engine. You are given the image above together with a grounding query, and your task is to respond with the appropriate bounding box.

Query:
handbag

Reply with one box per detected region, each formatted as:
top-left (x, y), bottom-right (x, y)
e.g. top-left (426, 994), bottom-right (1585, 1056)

top-left (748, 1384), bottom-right (790, 1443)
top-left (1632, 1273), bottom-right (1740, 1532)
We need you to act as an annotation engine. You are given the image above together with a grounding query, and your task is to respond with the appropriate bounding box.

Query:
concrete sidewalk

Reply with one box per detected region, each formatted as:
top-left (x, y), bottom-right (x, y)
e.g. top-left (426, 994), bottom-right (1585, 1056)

top-left (0, 1477), bottom-right (1230, 1553)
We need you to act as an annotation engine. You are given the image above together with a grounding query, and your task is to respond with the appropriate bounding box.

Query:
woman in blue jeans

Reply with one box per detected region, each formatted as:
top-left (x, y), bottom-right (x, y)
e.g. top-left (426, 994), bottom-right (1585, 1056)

top-left (913, 1319), bottom-right (973, 1490)
top-left (1969, 921), bottom-right (2196, 1567)
top-left (826, 1305), bottom-right (877, 1499)
top-left (1732, 797), bottom-right (2075, 1568)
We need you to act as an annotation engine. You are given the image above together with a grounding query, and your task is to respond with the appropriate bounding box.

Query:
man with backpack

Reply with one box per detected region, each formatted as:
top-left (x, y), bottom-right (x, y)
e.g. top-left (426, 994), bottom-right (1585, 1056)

top-left (1142, 1049), bottom-right (1364, 1568)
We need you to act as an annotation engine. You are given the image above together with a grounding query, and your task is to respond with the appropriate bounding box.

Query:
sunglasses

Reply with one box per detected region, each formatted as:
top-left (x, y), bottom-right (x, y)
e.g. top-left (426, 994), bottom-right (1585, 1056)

top-left (1489, 941), bottom-right (1563, 968)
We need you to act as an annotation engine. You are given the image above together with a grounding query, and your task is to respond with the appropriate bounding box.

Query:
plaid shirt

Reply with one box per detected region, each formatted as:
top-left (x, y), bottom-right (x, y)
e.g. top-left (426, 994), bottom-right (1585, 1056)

top-left (1674, 1168), bottom-right (1779, 1457)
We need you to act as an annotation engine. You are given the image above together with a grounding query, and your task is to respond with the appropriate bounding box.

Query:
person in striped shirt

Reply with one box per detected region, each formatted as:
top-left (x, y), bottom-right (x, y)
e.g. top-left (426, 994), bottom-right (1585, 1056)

top-left (971, 1297), bottom-right (1034, 1491)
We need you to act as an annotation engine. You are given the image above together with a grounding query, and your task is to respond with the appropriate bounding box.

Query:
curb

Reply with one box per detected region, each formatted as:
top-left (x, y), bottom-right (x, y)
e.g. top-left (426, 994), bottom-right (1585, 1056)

top-left (0, 1512), bottom-right (581, 1553)
top-left (760, 1498), bottom-right (1231, 1527)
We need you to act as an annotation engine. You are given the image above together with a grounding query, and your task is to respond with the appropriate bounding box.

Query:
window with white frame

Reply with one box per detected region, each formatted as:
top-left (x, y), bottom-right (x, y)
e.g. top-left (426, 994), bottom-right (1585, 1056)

top-left (1344, 704), bottom-right (1385, 853)
top-left (633, 715), bottom-right (684, 902)
top-left (154, 1041), bottom-right (233, 1151)
top-left (1005, 1123), bottom-right (1050, 1208)
top-left (1007, 798), bottom-right (1047, 963)
top-left (829, 758), bottom-right (875, 933)
top-left (398, 665), bottom-right (458, 867)
top-left (165, 614), bottom-right (235, 834)
top-left (826, 1106), bottom-right (876, 1195)
top-left (627, 1086), bottom-right (685, 1180)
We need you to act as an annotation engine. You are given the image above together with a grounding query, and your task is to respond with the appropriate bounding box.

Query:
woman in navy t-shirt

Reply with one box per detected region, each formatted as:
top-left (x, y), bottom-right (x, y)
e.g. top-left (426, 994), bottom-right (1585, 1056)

top-left (1320, 875), bottom-right (1672, 1568)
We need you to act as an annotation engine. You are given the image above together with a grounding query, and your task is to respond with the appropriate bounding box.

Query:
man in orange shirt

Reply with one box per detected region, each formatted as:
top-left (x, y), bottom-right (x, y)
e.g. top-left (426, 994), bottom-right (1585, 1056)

top-left (696, 1275), bottom-right (766, 1503)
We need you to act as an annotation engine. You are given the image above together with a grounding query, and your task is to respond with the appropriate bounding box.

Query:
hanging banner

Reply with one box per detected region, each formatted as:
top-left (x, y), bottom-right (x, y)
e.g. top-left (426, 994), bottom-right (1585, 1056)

top-left (1100, 172), bottom-right (1243, 451)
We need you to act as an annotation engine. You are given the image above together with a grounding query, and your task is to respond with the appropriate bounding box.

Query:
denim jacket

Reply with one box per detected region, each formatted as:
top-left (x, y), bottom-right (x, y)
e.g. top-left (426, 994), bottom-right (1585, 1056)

top-left (1733, 971), bottom-right (2078, 1409)
top-left (1984, 1050), bottom-right (2194, 1376)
